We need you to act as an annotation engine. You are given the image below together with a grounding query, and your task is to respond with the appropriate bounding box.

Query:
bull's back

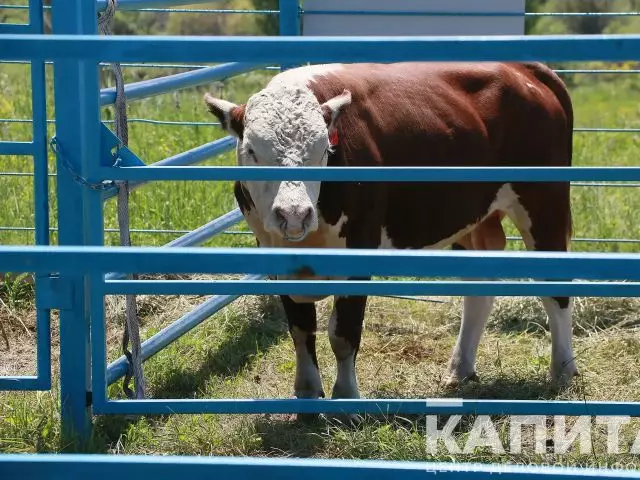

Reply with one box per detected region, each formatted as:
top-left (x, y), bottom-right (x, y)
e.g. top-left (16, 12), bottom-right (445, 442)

top-left (305, 62), bottom-right (572, 167)
top-left (299, 62), bottom-right (573, 249)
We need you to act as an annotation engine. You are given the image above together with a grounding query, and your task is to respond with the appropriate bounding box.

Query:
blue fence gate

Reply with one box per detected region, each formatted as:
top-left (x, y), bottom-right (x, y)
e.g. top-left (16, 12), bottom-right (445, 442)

top-left (1, 0), bottom-right (640, 478)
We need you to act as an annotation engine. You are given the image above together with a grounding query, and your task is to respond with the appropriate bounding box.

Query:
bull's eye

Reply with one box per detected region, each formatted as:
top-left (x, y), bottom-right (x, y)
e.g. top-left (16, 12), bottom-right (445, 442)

top-left (246, 147), bottom-right (257, 163)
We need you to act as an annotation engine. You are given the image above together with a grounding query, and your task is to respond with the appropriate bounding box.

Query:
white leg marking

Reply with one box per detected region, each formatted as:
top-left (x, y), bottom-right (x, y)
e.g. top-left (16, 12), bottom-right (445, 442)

top-left (328, 305), bottom-right (359, 399)
top-left (291, 326), bottom-right (324, 399)
top-left (501, 188), bottom-right (577, 383)
top-left (499, 184), bottom-right (536, 249)
top-left (541, 297), bottom-right (578, 383)
top-left (446, 295), bottom-right (495, 385)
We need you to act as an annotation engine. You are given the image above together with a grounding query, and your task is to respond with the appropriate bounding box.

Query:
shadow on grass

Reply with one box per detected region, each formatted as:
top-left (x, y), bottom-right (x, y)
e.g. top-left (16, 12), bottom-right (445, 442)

top-left (89, 296), bottom-right (289, 452)
top-left (450, 375), bottom-right (567, 400)
top-left (361, 374), bottom-right (572, 428)
top-left (151, 295), bottom-right (288, 399)
top-left (252, 415), bottom-right (327, 457)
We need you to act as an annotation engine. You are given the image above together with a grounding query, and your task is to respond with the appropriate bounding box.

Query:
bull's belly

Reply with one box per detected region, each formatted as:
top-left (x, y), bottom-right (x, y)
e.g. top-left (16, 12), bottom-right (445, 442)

top-left (380, 183), bottom-right (516, 250)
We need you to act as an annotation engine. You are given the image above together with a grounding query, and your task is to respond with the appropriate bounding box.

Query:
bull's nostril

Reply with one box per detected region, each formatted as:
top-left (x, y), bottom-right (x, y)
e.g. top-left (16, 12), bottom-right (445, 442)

top-left (302, 206), bottom-right (313, 224)
top-left (274, 207), bottom-right (286, 222)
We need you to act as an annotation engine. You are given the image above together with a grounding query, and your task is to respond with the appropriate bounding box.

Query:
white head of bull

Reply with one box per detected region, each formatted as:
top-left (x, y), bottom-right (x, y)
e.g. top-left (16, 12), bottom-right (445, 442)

top-left (204, 83), bottom-right (351, 242)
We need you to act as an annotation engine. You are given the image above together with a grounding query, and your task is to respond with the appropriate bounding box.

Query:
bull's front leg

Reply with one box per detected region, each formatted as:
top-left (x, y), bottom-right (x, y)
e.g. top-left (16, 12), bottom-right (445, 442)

top-left (329, 292), bottom-right (367, 399)
top-left (280, 295), bottom-right (325, 399)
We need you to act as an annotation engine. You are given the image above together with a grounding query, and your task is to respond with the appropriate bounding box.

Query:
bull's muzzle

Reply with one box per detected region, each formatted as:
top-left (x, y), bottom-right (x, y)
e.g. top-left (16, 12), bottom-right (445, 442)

top-left (273, 204), bottom-right (314, 242)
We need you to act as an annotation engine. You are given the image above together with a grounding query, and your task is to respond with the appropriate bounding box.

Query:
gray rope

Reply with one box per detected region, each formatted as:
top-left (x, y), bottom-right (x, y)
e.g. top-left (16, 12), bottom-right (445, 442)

top-left (99, 0), bottom-right (146, 400)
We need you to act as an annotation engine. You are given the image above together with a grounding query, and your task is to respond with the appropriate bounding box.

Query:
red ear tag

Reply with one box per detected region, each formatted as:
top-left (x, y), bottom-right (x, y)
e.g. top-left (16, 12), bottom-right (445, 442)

top-left (329, 129), bottom-right (339, 147)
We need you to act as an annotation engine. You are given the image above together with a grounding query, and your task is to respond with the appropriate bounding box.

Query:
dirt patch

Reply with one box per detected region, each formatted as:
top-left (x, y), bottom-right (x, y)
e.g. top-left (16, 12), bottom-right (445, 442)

top-left (0, 307), bottom-right (37, 376)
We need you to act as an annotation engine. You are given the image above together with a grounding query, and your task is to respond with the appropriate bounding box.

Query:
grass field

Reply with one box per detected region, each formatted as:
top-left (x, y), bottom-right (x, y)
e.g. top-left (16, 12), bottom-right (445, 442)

top-left (1, 61), bottom-right (640, 466)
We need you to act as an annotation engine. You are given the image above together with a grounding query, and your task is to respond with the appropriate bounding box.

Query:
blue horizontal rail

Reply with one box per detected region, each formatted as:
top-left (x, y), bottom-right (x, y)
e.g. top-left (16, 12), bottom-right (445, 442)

top-left (6, 34), bottom-right (640, 64)
top-left (101, 166), bottom-right (640, 182)
top-left (104, 279), bottom-right (640, 298)
top-left (0, 376), bottom-right (48, 391)
top-left (4, 454), bottom-right (640, 480)
top-left (94, 397), bottom-right (640, 417)
top-left (1, 246), bottom-right (639, 281)
top-left (6, 454), bottom-right (640, 480)
top-left (0, 141), bottom-right (34, 156)
top-left (105, 273), bottom-right (265, 385)
top-left (100, 62), bottom-right (262, 106)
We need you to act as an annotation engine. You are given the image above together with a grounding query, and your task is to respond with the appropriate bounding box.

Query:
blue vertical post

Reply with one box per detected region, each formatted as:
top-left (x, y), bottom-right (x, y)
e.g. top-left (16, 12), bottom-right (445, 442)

top-left (279, 0), bottom-right (301, 71)
top-left (51, 0), bottom-right (103, 443)
top-left (29, 0), bottom-right (52, 391)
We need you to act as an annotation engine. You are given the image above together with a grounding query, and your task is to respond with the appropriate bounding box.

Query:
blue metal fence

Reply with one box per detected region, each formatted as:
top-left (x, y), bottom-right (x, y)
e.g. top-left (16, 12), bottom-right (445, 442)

top-left (1, 0), bottom-right (640, 477)
top-left (5, 454), bottom-right (640, 480)
top-left (0, 0), bottom-right (51, 393)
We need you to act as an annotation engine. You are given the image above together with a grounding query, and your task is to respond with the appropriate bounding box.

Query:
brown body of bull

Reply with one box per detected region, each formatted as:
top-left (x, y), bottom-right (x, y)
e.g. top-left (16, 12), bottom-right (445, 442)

top-left (209, 62), bottom-right (575, 412)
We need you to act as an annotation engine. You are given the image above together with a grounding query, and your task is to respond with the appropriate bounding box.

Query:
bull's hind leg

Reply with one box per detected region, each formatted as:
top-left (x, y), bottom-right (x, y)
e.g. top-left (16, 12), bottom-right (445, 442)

top-left (444, 213), bottom-right (505, 387)
top-left (505, 185), bottom-right (578, 384)
top-left (281, 295), bottom-right (325, 399)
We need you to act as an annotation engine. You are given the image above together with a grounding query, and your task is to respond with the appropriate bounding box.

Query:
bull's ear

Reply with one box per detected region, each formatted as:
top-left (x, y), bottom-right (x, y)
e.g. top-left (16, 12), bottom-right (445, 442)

top-left (321, 89), bottom-right (352, 135)
top-left (203, 93), bottom-right (246, 139)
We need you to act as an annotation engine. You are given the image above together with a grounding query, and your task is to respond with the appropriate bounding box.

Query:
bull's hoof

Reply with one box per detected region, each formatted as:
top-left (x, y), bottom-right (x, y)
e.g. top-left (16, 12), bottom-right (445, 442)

top-left (441, 371), bottom-right (479, 389)
top-left (326, 387), bottom-right (362, 426)
top-left (291, 390), bottom-right (325, 423)
top-left (550, 362), bottom-right (579, 386)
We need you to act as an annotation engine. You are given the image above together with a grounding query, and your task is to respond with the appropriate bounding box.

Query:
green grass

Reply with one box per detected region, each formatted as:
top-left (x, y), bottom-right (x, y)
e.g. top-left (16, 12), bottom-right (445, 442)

top-left (1, 62), bottom-right (640, 466)
top-left (0, 64), bottom-right (276, 247)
